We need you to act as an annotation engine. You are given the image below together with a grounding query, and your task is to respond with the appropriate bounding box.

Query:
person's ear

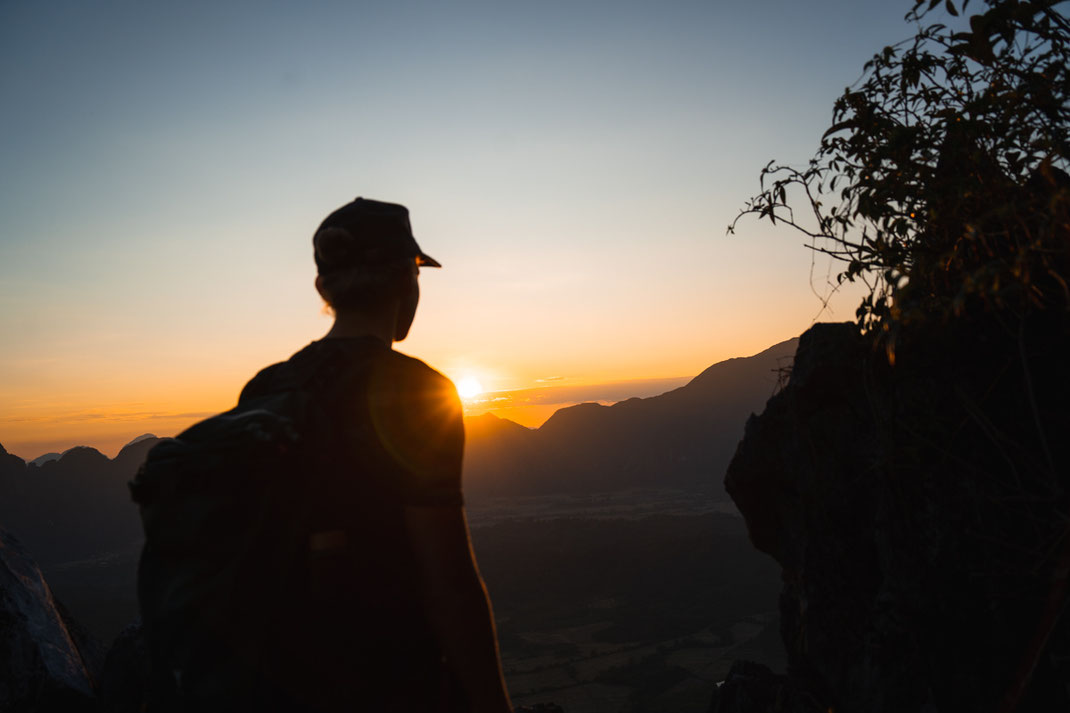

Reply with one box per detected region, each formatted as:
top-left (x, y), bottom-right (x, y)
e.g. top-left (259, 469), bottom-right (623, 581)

top-left (395, 262), bottom-right (419, 296)
top-left (314, 275), bottom-right (335, 316)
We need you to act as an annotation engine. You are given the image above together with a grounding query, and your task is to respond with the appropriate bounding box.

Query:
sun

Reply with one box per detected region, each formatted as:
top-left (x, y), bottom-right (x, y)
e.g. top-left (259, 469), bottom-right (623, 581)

top-left (456, 376), bottom-right (484, 401)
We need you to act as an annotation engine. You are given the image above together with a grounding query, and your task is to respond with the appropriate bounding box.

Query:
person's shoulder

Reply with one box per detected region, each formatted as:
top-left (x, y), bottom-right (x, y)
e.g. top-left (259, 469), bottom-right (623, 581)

top-left (383, 350), bottom-right (457, 393)
top-left (238, 361), bottom-right (288, 403)
top-left (237, 339), bottom-right (330, 403)
top-left (372, 352), bottom-right (465, 475)
top-left (371, 350), bottom-right (462, 427)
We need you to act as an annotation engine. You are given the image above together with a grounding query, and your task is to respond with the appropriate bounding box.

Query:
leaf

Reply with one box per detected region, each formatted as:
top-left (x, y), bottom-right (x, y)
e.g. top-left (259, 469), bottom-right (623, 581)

top-left (945, 0), bottom-right (959, 16)
top-left (822, 120), bottom-right (855, 139)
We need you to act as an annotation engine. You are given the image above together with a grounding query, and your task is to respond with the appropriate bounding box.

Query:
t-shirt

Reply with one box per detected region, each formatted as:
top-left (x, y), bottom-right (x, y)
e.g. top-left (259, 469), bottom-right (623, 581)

top-left (240, 335), bottom-right (464, 508)
top-left (237, 335), bottom-right (465, 712)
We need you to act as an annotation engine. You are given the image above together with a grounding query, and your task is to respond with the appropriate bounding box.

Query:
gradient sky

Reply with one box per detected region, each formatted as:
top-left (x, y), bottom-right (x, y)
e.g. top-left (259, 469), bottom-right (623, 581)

top-left (2, 1), bottom-right (919, 458)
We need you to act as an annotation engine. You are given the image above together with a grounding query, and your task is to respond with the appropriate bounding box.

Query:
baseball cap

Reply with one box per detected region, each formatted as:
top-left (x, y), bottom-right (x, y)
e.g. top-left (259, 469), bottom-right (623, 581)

top-left (313, 197), bottom-right (441, 274)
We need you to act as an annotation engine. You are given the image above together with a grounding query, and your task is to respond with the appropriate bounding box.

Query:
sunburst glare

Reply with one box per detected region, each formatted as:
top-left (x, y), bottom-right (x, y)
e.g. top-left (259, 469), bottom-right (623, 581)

top-left (457, 377), bottom-right (484, 401)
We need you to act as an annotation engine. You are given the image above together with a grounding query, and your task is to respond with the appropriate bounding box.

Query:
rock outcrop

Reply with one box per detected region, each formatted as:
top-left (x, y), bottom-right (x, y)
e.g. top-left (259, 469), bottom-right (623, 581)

top-left (0, 528), bottom-right (99, 712)
top-left (0, 443), bottom-right (26, 477)
top-left (724, 318), bottom-right (1070, 711)
top-left (709, 660), bottom-right (818, 713)
top-left (96, 622), bottom-right (149, 713)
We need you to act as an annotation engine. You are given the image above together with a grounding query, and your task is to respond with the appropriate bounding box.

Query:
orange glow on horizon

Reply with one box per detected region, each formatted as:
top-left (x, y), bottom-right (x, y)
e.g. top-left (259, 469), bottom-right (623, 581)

top-left (1, 323), bottom-right (821, 460)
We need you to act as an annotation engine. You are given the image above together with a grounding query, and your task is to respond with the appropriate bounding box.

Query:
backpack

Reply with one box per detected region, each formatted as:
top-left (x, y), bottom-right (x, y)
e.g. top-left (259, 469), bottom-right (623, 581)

top-left (129, 342), bottom-right (355, 712)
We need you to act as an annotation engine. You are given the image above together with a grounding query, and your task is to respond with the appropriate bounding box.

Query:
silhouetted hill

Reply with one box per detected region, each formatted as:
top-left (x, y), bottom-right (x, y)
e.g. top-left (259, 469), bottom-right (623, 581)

top-left (112, 437), bottom-right (161, 475)
top-left (29, 452), bottom-right (63, 467)
top-left (464, 413), bottom-right (542, 489)
top-left (0, 442), bottom-right (25, 478)
top-left (0, 437), bottom-right (161, 565)
top-left (463, 338), bottom-right (797, 497)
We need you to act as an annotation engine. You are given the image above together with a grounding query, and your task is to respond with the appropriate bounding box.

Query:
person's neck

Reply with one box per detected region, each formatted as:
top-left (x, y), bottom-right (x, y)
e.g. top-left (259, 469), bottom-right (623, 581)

top-left (322, 308), bottom-right (396, 346)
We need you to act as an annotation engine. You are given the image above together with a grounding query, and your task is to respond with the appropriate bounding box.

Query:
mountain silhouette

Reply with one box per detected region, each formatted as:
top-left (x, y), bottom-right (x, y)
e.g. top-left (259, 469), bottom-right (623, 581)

top-left (29, 452), bottom-right (64, 467)
top-left (112, 436), bottom-right (162, 475)
top-left (463, 337), bottom-right (797, 497)
top-left (0, 436), bottom-right (161, 565)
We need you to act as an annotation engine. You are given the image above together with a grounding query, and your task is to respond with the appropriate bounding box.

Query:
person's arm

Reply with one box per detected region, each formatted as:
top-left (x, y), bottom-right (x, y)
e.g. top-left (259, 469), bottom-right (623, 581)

top-left (405, 504), bottom-right (513, 713)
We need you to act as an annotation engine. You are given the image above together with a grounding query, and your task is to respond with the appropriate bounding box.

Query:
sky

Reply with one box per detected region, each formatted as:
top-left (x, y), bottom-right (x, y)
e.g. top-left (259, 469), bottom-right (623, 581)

top-left (1, 0), bottom-right (921, 458)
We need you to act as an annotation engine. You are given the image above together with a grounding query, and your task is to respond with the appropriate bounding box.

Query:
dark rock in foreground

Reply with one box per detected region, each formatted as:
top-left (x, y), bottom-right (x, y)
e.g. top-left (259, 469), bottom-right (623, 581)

top-left (708, 661), bottom-right (821, 713)
top-left (0, 528), bottom-right (98, 712)
top-left (725, 319), bottom-right (1070, 711)
top-left (97, 621), bottom-right (149, 713)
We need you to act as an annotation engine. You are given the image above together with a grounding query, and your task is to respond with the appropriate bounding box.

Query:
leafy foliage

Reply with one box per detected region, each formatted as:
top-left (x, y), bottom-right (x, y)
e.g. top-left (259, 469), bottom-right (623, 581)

top-left (730, 0), bottom-right (1070, 356)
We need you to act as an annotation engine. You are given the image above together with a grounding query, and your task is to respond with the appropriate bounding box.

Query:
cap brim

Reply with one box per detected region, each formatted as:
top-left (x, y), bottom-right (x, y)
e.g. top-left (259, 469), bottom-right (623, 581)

top-left (416, 252), bottom-right (442, 268)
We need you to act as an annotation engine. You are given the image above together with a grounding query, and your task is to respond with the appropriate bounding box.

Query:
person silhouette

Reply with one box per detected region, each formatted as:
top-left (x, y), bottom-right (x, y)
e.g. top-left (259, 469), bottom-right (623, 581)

top-left (237, 197), bottom-right (514, 713)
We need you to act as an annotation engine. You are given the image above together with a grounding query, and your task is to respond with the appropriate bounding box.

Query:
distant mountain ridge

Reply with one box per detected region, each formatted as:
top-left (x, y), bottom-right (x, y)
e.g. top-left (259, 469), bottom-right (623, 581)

top-left (0, 436), bottom-right (160, 565)
top-left (463, 337), bottom-right (798, 497)
top-left (29, 452), bottom-right (64, 467)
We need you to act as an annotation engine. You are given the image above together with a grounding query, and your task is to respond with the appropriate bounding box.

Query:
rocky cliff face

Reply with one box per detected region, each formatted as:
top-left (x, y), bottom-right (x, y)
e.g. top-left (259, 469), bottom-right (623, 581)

top-left (0, 528), bottom-right (99, 712)
top-left (720, 319), bottom-right (1070, 712)
top-left (0, 527), bottom-right (149, 713)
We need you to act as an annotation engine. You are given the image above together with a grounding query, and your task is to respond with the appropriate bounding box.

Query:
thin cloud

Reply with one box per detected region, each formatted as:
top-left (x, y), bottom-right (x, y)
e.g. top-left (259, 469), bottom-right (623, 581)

top-left (1, 410), bottom-right (216, 425)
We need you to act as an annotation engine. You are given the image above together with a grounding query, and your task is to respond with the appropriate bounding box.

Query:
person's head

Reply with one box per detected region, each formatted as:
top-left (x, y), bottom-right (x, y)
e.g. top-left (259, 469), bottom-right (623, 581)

top-left (312, 198), bottom-right (440, 342)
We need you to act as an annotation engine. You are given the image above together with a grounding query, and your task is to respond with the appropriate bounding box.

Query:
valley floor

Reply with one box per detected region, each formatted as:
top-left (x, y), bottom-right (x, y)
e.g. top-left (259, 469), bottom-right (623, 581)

top-left (468, 490), bottom-right (784, 713)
